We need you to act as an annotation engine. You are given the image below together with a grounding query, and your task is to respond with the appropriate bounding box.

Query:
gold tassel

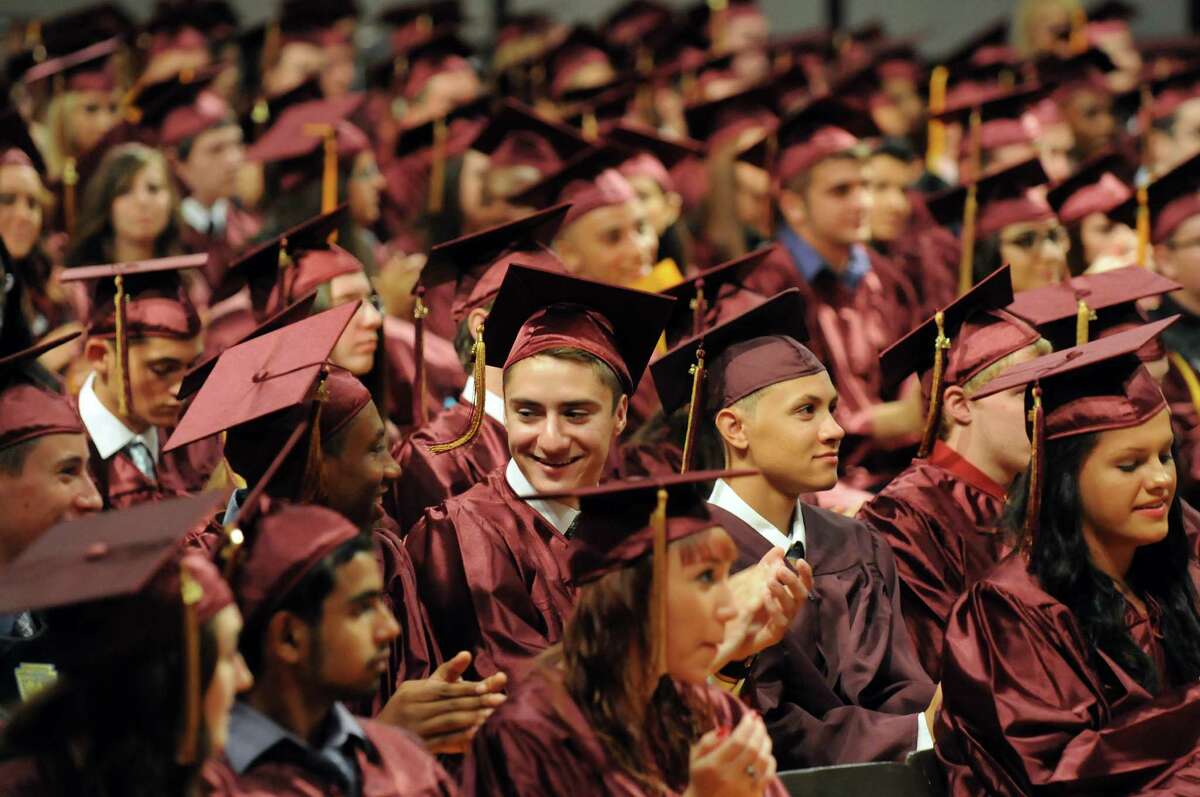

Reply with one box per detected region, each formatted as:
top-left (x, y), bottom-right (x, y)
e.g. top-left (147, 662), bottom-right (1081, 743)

top-left (1170, 352), bottom-right (1200, 420)
top-left (63, 157), bottom-right (78, 235)
top-left (649, 487), bottom-right (669, 680)
top-left (113, 275), bottom-right (130, 418)
top-left (428, 116), bottom-right (448, 214)
top-left (582, 111), bottom-right (599, 142)
top-left (412, 290), bottom-right (429, 428)
top-left (958, 181), bottom-right (978, 296)
top-left (690, 279), bottom-right (707, 338)
top-left (320, 128), bottom-right (337, 217)
top-left (1136, 185), bottom-right (1150, 268)
top-left (299, 377), bottom-right (329, 503)
top-left (176, 562), bottom-right (204, 765)
top-left (918, 312), bottom-right (952, 458)
top-left (680, 347), bottom-right (706, 474)
top-left (429, 322), bottom-right (487, 454)
top-left (220, 524), bottom-right (245, 584)
top-left (1024, 386), bottom-right (1044, 540)
top-left (925, 65), bottom-right (949, 174)
top-left (1075, 299), bottom-right (1096, 346)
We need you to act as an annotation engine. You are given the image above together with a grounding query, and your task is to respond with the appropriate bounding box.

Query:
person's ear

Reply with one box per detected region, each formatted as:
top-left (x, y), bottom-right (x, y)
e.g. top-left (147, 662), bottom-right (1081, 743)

top-left (268, 612), bottom-right (311, 665)
top-left (552, 233), bottom-right (583, 275)
top-left (466, 307), bottom-right (489, 343)
top-left (1155, 243), bottom-right (1178, 281)
top-left (941, 385), bottom-right (972, 429)
top-left (664, 190), bottom-right (683, 228)
top-left (612, 393), bottom-right (629, 437)
top-left (777, 187), bottom-right (807, 231)
top-left (84, 338), bottom-right (112, 380)
top-left (714, 406), bottom-right (750, 454)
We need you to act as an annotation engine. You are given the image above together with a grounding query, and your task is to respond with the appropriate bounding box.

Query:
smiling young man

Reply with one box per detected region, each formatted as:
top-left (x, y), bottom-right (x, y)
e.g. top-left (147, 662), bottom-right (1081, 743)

top-left (65, 257), bottom-right (222, 509)
top-left (651, 289), bottom-right (937, 769)
top-left (405, 265), bottom-right (674, 680)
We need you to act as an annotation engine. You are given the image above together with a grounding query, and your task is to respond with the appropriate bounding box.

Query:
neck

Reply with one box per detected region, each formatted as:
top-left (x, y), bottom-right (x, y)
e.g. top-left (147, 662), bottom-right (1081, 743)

top-left (482, 365), bottom-right (504, 399)
top-left (1082, 524), bottom-right (1138, 585)
top-left (113, 237), bottom-right (155, 263)
top-left (795, 224), bottom-right (851, 272)
top-left (92, 371), bottom-right (150, 434)
top-left (1168, 288), bottom-right (1200, 317)
top-left (245, 670), bottom-right (333, 746)
top-left (942, 428), bottom-right (1012, 490)
top-left (725, 471), bottom-right (797, 534)
top-left (189, 191), bottom-right (223, 209)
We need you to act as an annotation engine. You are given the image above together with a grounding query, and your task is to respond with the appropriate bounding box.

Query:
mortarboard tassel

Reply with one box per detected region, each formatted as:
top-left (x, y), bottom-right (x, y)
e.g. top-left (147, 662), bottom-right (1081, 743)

top-left (299, 376), bottom-right (330, 503)
top-left (113, 274), bottom-right (131, 418)
top-left (917, 311), bottom-right (951, 458)
top-left (582, 112), bottom-right (599, 143)
top-left (680, 346), bottom-right (706, 474)
top-left (691, 278), bottom-right (707, 339)
top-left (649, 487), bottom-right (669, 680)
top-left (428, 116), bottom-right (448, 214)
top-left (411, 287), bottom-right (429, 429)
top-left (957, 108), bottom-right (983, 296)
top-left (925, 66), bottom-right (948, 174)
top-left (302, 123), bottom-right (339, 219)
top-left (1023, 385), bottom-right (1044, 543)
top-left (63, 157), bottom-right (78, 235)
top-left (176, 562), bottom-right (204, 765)
top-left (1169, 352), bottom-right (1200, 422)
top-left (1075, 298), bottom-right (1096, 346)
top-left (1135, 185), bottom-right (1150, 268)
top-left (429, 321), bottom-right (487, 454)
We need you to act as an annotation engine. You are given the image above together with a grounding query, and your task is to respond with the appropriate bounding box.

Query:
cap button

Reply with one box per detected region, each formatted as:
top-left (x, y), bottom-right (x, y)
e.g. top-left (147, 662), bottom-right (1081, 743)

top-left (85, 542), bottom-right (109, 561)
top-left (1064, 350), bottom-right (1085, 361)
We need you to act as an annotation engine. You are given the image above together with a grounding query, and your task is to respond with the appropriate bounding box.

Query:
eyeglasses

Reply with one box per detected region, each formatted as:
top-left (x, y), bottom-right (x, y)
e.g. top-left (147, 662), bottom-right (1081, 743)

top-left (1000, 226), bottom-right (1070, 251)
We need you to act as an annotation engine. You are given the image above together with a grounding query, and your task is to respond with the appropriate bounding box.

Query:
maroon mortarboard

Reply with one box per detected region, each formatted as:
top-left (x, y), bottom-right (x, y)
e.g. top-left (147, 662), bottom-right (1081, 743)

top-left (933, 85), bottom-right (1048, 158)
top-left (972, 318), bottom-right (1176, 539)
top-left (607, 123), bottom-right (703, 194)
top-left (232, 500), bottom-right (360, 627)
top-left (561, 81), bottom-right (637, 138)
top-left (1112, 65), bottom-right (1200, 124)
top-left (380, 0), bottom-right (463, 51)
top-left (1046, 151), bottom-right (1134, 225)
top-left (177, 291), bottom-right (319, 402)
top-left (1110, 151), bottom-right (1200, 244)
top-left (127, 67), bottom-right (232, 147)
top-left (683, 84), bottom-right (778, 151)
top-left (278, 0), bottom-right (359, 44)
top-left (141, 1), bottom-right (214, 57)
top-left (604, 0), bottom-right (675, 51)
top-left (511, 147), bottom-right (637, 227)
top-left (396, 28), bottom-right (475, 101)
top-left (485, 263), bottom-right (674, 392)
top-left (0, 109), bottom-right (46, 174)
top-left (32, 4), bottom-right (135, 60)
top-left (0, 333), bottom-right (85, 452)
top-left (470, 99), bottom-right (592, 173)
top-left (659, 247), bottom-right (775, 348)
top-left (392, 95), bottom-right (491, 158)
top-left (21, 37), bottom-right (122, 93)
top-left (162, 301), bottom-right (361, 453)
top-left (879, 266), bottom-right (1040, 456)
top-left (927, 157), bottom-right (1053, 236)
top-left (545, 27), bottom-right (618, 99)
top-left (1035, 48), bottom-right (1117, 95)
top-left (739, 97), bottom-right (878, 185)
top-left (1007, 265), bottom-right (1180, 350)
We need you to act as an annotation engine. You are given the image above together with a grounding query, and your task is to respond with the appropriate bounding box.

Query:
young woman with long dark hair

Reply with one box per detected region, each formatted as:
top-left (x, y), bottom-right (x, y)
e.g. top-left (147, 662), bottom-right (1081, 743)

top-left (465, 472), bottom-right (808, 797)
top-left (935, 322), bottom-right (1200, 795)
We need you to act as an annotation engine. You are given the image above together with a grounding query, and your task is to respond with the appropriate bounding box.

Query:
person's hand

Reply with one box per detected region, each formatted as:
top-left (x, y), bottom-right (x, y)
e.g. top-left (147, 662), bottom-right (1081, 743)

top-left (376, 650), bottom-right (507, 754)
top-left (713, 549), bottom-right (813, 671)
top-left (684, 712), bottom-right (776, 797)
top-left (923, 683), bottom-right (942, 741)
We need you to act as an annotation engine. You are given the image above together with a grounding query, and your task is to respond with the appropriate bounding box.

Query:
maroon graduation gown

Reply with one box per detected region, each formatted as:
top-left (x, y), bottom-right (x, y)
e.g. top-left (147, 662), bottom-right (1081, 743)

top-left (936, 554), bottom-right (1200, 795)
top-left (385, 400), bottom-right (510, 534)
top-left (373, 516), bottom-right (442, 705)
top-left (382, 316), bottom-right (466, 428)
top-left (87, 433), bottom-right (224, 510)
top-left (464, 661), bottom-right (788, 797)
top-left (857, 441), bottom-right (1010, 680)
top-left (708, 501), bottom-right (935, 768)
top-left (405, 466), bottom-right (576, 680)
top-left (203, 717), bottom-right (459, 796)
top-left (179, 202), bottom-right (262, 300)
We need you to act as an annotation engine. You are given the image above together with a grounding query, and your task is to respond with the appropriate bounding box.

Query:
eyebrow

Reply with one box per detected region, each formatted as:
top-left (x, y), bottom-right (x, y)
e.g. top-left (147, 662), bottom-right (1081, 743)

top-left (348, 588), bottom-right (384, 605)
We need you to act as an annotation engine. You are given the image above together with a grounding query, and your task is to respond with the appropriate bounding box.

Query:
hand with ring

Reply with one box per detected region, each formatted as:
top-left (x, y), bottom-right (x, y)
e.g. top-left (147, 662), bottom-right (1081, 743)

top-left (683, 712), bottom-right (777, 797)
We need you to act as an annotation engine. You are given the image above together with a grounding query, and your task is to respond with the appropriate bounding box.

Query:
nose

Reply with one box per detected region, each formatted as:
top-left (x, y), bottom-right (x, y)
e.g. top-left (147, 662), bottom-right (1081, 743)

top-left (382, 449), bottom-right (401, 482)
top-left (536, 414), bottom-right (572, 457)
top-left (820, 413), bottom-right (846, 445)
top-left (377, 604), bottom-right (401, 643)
top-left (713, 581), bottom-right (737, 625)
top-left (359, 299), bottom-right (383, 330)
top-left (1147, 457), bottom-right (1176, 494)
top-left (76, 473), bottom-right (104, 513)
top-left (234, 652), bottom-right (254, 692)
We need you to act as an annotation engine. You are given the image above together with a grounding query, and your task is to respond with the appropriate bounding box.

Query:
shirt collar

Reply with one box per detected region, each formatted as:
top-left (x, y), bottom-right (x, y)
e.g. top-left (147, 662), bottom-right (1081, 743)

top-left (777, 223), bottom-right (871, 290)
top-left (461, 375), bottom-right (506, 426)
top-left (78, 372), bottom-right (159, 462)
top-left (928, 441), bottom-right (1007, 502)
top-left (225, 700), bottom-right (367, 775)
top-left (505, 458), bottom-right (580, 535)
top-left (180, 196), bottom-right (229, 234)
top-left (708, 479), bottom-right (806, 552)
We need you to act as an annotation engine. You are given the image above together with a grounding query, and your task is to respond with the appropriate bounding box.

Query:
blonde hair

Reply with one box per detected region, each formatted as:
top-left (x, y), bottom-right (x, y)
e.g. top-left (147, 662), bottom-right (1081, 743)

top-left (938, 338), bottom-right (1053, 439)
top-left (1012, 0), bottom-right (1083, 57)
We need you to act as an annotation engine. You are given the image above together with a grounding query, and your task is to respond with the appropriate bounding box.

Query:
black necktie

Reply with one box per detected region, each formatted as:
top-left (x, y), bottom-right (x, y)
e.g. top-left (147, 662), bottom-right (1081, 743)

top-left (786, 539), bottom-right (806, 562)
top-left (564, 515), bottom-right (580, 540)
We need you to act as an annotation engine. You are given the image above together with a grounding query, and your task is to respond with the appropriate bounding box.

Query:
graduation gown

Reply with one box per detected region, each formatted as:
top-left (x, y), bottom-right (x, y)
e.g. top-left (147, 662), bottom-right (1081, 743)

top-left (88, 433), bottom-right (224, 510)
top-left (385, 400), bottom-right (510, 534)
top-left (936, 554), bottom-right (1200, 796)
top-left (857, 442), bottom-right (1010, 680)
top-left (405, 466), bottom-right (576, 680)
top-left (203, 717), bottom-right (459, 797)
top-left (708, 501), bottom-right (935, 768)
top-left (373, 516), bottom-right (442, 704)
top-left (179, 201), bottom-right (263, 301)
top-left (464, 661), bottom-right (788, 797)
top-left (382, 315), bottom-right (466, 428)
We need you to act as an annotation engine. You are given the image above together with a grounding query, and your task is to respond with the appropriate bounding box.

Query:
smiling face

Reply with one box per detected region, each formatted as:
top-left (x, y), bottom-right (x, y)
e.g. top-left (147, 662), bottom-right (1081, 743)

top-left (0, 162), bottom-right (46, 259)
top-left (319, 401), bottom-right (400, 531)
top-left (666, 526), bottom-right (738, 685)
top-left (503, 352), bottom-right (628, 497)
top-left (1078, 408), bottom-right (1176, 560)
top-left (555, 200), bottom-right (653, 287)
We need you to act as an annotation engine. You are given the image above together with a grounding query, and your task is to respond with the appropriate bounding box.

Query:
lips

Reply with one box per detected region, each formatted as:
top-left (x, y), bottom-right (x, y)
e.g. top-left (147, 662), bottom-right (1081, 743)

top-left (530, 453), bottom-right (585, 471)
top-left (1134, 499), bottom-right (1167, 519)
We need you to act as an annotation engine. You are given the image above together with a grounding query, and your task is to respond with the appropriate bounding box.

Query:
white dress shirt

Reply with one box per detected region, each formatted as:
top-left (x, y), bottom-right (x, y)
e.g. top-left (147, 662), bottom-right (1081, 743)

top-left (461, 376), bottom-right (506, 426)
top-left (180, 196), bottom-right (229, 235)
top-left (505, 459), bottom-right (579, 535)
top-left (78, 372), bottom-right (159, 463)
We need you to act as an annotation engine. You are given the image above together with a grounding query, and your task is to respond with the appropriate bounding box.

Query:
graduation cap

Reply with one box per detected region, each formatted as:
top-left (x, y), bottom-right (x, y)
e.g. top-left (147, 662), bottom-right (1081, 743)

top-left (972, 317), bottom-right (1176, 540)
top-left (394, 27), bottom-right (475, 101)
top-left (561, 81), bottom-right (637, 140)
top-left (59, 254), bottom-right (206, 418)
top-left (0, 333), bottom-right (85, 452)
top-left (739, 97), bottom-right (878, 185)
top-left (604, 0), bottom-right (676, 52)
top-left (1046, 151), bottom-right (1134, 225)
top-left (278, 0), bottom-right (360, 42)
top-left (879, 266), bottom-right (1040, 456)
top-left (126, 67), bottom-right (232, 147)
top-left (470, 99), bottom-right (592, 174)
top-left (1007, 265), bottom-right (1180, 350)
top-left (544, 27), bottom-right (619, 100)
top-left (380, 0), bottom-right (463, 51)
top-left (20, 37), bottom-right (122, 93)
top-left (1110, 150), bottom-right (1200, 244)
top-left (393, 95), bottom-right (490, 157)
top-left (0, 109), bottom-right (46, 174)
top-left (140, 0), bottom-right (214, 56)
top-left (510, 147), bottom-right (636, 227)
top-left (1035, 48), bottom-right (1117, 94)
top-left (607, 123), bottom-right (703, 170)
top-left (659, 246), bottom-right (775, 348)
top-left (32, 4), bottom-right (135, 62)
top-left (683, 83), bottom-right (778, 151)
top-left (650, 289), bottom-right (817, 471)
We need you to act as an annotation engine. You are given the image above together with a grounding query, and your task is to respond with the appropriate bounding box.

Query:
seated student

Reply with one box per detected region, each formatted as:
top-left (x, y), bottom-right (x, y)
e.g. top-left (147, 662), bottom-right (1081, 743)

top-left (465, 472), bottom-right (803, 797)
top-left (651, 290), bottom-right (937, 768)
top-left (858, 268), bottom-right (1050, 680)
top-left (0, 496), bottom-right (252, 797)
top-left (164, 303), bottom-right (503, 750)
top-left (62, 255), bottom-right (224, 509)
top-left (406, 265), bottom-right (674, 680)
top-left (1044, 151), bottom-right (1135, 276)
top-left (936, 321), bottom-right (1200, 795)
top-left (205, 499), bottom-right (460, 794)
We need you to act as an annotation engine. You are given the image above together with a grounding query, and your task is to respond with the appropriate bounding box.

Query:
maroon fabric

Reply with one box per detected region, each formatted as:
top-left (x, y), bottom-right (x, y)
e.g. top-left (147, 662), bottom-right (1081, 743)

top-left (709, 501), bottom-right (935, 768)
top-left (405, 467), bottom-right (576, 680)
top-left (504, 305), bottom-right (632, 391)
top-left (977, 194), bottom-right (1056, 239)
top-left (88, 432), bottom-right (224, 510)
top-left (618, 152), bottom-right (675, 193)
top-left (939, 310), bottom-right (1042, 389)
top-left (778, 127), bottom-right (860, 185)
top-left (1057, 173), bottom-right (1132, 226)
top-left (464, 662), bottom-right (788, 796)
top-left (373, 514), bottom-right (442, 697)
top-left (89, 292), bottom-right (201, 341)
top-left (179, 203), bottom-right (263, 300)
top-left (883, 197), bottom-right (960, 318)
top-left (857, 441), bottom-right (1010, 681)
top-left (559, 169), bottom-right (637, 228)
top-left (203, 717), bottom-right (458, 796)
top-left (381, 315), bottom-right (466, 428)
top-left (0, 384), bottom-right (83, 450)
top-left (182, 552), bottom-right (235, 625)
top-left (160, 90), bottom-right (230, 147)
top-left (1044, 367), bottom-right (1166, 441)
top-left (452, 245), bottom-right (564, 322)
top-left (1154, 193), bottom-right (1200, 244)
top-left (385, 400), bottom-right (509, 534)
top-left (490, 132), bottom-right (563, 173)
top-left (707, 335), bottom-right (825, 410)
top-left (936, 554), bottom-right (1200, 795)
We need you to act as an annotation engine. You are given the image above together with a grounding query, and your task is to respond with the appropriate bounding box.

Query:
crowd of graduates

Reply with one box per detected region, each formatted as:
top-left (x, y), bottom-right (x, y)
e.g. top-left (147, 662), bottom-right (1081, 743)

top-left (4, 0), bottom-right (1200, 794)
